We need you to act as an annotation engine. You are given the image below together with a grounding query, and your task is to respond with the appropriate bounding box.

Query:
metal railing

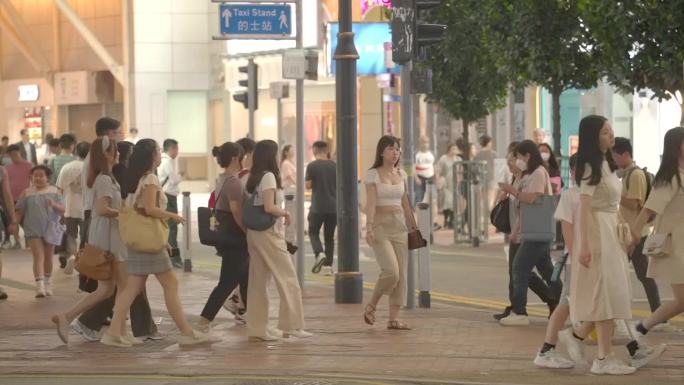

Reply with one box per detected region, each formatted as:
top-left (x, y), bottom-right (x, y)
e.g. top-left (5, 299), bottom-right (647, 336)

top-left (452, 161), bottom-right (490, 247)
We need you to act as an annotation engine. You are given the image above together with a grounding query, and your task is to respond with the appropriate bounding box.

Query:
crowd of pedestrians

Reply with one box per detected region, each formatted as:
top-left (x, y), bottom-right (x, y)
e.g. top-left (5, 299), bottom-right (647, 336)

top-left (1, 112), bottom-right (683, 376)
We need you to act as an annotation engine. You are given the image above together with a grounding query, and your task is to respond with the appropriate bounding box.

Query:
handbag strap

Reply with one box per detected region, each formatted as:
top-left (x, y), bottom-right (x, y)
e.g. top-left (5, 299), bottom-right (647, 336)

top-left (90, 174), bottom-right (113, 253)
top-left (212, 175), bottom-right (231, 213)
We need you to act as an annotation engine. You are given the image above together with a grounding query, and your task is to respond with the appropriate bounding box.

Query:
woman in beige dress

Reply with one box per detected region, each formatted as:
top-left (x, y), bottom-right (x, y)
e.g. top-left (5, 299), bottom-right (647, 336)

top-left (626, 126), bottom-right (684, 365)
top-left (564, 115), bottom-right (635, 375)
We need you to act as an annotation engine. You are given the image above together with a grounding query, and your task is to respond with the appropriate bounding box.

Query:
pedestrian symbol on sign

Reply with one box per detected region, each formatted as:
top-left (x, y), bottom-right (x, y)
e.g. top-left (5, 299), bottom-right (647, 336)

top-left (279, 11), bottom-right (289, 29)
top-left (222, 8), bottom-right (233, 28)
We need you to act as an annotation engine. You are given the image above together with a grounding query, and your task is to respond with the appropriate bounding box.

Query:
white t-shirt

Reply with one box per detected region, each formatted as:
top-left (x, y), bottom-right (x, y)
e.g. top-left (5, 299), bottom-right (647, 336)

top-left (253, 172), bottom-right (284, 206)
top-left (553, 186), bottom-right (581, 264)
top-left (415, 151), bottom-right (435, 178)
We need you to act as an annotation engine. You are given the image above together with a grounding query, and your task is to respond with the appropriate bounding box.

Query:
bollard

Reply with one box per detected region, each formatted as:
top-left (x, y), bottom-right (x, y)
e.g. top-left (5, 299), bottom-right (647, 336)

top-left (181, 191), bottom-right (192, 272)
top-left (284, 192), bottom-right (296, 266)
top-left (417, 199), bottom-right (431, 308)
top-left (469, 172), bottom-right (481, 248)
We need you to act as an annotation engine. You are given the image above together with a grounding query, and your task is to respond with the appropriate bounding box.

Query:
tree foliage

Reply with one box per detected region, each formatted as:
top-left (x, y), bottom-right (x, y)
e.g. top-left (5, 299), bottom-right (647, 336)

top-left (491, 0), bottom-right (600, 155)
top-left (423, 0), bottom-right (509, 157)
top-left (580, 0), bottom-right (684, 125)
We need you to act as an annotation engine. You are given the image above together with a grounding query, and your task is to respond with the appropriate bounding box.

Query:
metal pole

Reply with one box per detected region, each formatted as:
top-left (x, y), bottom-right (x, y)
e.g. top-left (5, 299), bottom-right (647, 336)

top-left (417, 192), bottom-right (431, 308)
top-left (400, 62), bottom-right (416, 309)
top-left (295, 0), bottom-right (305, 289)
top-left (248, 58), bottom-right (255, 139)
top-left (181, 191), bottom-right (192, 272)
top-left (334, 0), bottom-right (362, 303)
top-left (277, 97), bottom-right (283, 146)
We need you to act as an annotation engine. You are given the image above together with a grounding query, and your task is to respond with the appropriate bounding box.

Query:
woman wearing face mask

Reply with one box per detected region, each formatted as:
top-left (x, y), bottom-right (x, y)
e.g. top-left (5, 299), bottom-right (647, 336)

top-left (494, 141), bottom-right (558, 321)
top-left (498, 140), bottom-right (560, 326)
top-left (538, 143), bottom-right (562, 195)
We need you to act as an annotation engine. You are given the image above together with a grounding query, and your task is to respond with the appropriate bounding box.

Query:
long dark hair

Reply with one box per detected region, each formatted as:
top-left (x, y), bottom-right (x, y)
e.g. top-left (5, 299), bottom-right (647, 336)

top-left (117, 141), bottom-right (134, 167)
top-left (575, 115), bottom-right (617, 186)
top-left (538, 142), bottom-right (560, 177)
top-left (87, 137), bottom-right (117, 188)
top-left (281, 144), bottom-right (292, 164)
top-left (246, 140), bottom-right (281, 194)
top-left (123, 139), bottom-right (158, 196)
top-left (514, 140), bottom-right (544, 175)
top-left (213, 142), bottom-right (243, 168)
top-left (371, 135), bottom-right (401, 169)
top-left (654, 126), bottom-right (684, 189)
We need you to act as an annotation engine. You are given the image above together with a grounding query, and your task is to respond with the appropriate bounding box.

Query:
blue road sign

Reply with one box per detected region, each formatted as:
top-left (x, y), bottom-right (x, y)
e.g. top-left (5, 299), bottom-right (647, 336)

top-left (219, 3), bottom-right (292, 37)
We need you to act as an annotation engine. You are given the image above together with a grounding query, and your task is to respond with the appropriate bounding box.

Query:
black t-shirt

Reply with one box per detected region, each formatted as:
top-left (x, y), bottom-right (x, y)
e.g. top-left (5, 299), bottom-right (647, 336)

top-left (305, 159), bottom-right (337, 214)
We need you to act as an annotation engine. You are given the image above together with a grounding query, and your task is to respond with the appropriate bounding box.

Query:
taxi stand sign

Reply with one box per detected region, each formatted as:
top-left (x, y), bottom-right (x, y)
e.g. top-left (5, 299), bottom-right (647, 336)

top-left (214, 1), bottom-right (295, 40)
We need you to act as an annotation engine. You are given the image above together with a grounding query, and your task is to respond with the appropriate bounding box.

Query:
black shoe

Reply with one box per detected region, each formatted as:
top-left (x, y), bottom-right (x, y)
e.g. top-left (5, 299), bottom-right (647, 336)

top-left (286, 242), bottom-right (298, 255)
top-left (59, 255), bottom-right (67, 269)
top-left (493, 306), bottom-right (512, 321)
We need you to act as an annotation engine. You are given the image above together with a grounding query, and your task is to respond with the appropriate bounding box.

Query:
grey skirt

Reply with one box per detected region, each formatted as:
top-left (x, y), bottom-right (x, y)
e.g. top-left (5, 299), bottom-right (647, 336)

top-left (127, 248), bottom-right (172, 275)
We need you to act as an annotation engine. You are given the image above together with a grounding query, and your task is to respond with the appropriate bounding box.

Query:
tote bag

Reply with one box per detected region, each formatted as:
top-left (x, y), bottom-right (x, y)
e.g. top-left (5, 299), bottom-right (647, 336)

top-left (44, 210), bottom-right (66, 246)
top-left (119, 176), bottom-right (169, 253)
top-left (520, 170), bottom-right (557, 242)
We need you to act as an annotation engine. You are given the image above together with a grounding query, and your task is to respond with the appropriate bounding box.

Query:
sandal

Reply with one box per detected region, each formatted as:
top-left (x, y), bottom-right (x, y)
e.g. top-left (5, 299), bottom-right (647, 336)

top-left (363, 304), bottom-right (376, 325)
top-left (387, 320), bottom-right (411, 330)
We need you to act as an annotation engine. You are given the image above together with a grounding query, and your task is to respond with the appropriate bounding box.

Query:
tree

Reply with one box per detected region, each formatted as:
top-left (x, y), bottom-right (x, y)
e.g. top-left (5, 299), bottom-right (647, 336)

top-left (491, 0), bottom-right (600, 156)
top-left (423, 0), bottom-right (509, 160)
top-left (580, 0), bottom-right (684, 125)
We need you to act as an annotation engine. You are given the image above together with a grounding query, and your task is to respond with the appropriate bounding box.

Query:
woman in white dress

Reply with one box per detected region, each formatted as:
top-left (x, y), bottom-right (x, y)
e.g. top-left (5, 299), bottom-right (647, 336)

top-left (565, 115), bottom-right (635, 375)
top-left (435, 143), bottom-right (462, 229)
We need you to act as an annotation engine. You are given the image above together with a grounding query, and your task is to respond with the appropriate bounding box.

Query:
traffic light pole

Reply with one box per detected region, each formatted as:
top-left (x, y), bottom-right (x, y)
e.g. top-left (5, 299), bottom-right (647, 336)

top-left (295, 0), bottom-right (305, 289)
top-left (248, 58), bottom-right (255, 139)
top-left (400, 62), bottom-right (416, 310)
top-left (334, 0), bottom-right (362, 304)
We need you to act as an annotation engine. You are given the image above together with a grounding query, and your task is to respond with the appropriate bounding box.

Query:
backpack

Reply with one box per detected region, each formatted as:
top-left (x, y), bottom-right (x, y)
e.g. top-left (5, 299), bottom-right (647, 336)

top-left (625, 166), bottom-right (654, 201)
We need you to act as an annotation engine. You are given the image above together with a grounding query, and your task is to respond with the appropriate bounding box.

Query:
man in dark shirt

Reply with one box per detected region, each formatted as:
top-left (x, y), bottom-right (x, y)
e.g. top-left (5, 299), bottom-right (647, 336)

top-left (306, 141), bottom-right (337, 275)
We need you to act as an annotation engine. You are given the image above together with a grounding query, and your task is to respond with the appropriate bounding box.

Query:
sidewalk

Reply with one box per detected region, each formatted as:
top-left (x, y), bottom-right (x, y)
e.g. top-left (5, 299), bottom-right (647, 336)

top-left (1, 246), bottom-right (683, 385)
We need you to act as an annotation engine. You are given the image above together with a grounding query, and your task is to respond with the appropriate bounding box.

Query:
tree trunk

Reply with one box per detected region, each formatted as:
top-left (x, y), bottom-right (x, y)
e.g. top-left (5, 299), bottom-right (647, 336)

top-left (462, 119), bottom-right (470, 160)
top-left (551, 88), bottom-right (562, 157)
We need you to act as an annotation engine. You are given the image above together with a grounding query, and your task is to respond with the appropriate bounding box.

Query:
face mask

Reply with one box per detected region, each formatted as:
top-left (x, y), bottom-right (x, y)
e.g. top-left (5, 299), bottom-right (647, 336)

top-left (541, 152), bottom-right (550, 162)
top-left (515, 159), bottom-right (528, 171)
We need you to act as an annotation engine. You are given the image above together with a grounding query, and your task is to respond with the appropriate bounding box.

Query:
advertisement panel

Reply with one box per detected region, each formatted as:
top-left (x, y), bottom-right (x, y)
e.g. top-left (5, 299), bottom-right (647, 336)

top-left (328, 22), bottom-right (400, 76)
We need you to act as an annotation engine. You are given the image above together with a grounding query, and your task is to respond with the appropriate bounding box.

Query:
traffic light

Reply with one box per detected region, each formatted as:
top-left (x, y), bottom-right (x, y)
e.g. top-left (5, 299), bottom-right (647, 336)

top-left (233, 60), bottom-right (258, 110)
top-left (391, 0), bottom-right (446, 64)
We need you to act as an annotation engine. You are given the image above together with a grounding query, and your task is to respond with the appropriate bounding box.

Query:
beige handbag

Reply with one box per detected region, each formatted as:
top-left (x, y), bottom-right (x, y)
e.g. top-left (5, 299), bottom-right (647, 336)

top-left (643, 233), bottom-right (672, 258)
top-left (119, 177), bottom-right (169, 253)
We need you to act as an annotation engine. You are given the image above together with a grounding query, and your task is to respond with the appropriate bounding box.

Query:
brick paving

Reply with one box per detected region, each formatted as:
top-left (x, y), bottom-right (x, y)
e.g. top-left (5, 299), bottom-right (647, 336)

top-left (0, 247), bottom-right (683, 385)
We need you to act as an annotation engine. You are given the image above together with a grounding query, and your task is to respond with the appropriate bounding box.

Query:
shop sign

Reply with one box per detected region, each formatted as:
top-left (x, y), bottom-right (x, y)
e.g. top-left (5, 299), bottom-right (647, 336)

top-left (569, 135), bottom-right (579, 155)
top-left (361, 0), bottom-right (392, 15)
top-left (17, 84), bottom-right (39, 102)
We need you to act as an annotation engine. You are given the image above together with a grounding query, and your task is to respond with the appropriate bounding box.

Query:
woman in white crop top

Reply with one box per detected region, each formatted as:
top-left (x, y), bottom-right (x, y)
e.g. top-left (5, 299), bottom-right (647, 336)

top-left (363, 135), bottom-right (417, 330)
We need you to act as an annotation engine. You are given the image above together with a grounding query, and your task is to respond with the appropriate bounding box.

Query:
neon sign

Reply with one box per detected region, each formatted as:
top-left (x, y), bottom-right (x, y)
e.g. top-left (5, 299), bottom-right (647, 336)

top-left (361, 0), bottom-right (392, 15)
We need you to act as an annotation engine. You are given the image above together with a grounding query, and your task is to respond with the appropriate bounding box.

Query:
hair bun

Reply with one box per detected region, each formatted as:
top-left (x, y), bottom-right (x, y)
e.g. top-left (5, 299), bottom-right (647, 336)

top-left (212, 146), bottom-right (220, 157)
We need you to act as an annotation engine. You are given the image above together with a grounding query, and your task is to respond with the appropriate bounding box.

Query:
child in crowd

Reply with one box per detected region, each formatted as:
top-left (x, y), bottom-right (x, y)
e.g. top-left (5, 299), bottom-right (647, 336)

top-left (16, 165), bottom-right (65, 297)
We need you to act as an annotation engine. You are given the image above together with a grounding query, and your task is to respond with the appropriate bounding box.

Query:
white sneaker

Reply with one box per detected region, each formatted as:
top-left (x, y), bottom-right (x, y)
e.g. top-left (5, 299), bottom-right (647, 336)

top-left (533, 349), bottom-right (574, 369)
top-left (558, 328), bottom-right (586, 364)
top-left (630, 343), bottom-right (666, 369)
top-left (590, 354), bottom-right (636, 375)
top-left (64, 256), bottom-right (76, 275)
top-left (35, 281), bottom-right (46, 298)
top-left (195, 321), bottom-right (212, 334)
top-left (321, 266), bottom-right (333, 276)
top-left (100, 333), bottom-right (133, 348)
top-left (284, 329), bottom-right (313, 339)
top-left (44, 280), bottom-right (53, 296)
top-left (71, 319), bottom-right (101, 342)
top-left (222, 294), bottom-right (242, 315)
top-left (499, 313), bottom-right (529, 326)
top-left (266, 326), bottom-right (284, 339)
top-left (178, 330), bottom-right (212, 346)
